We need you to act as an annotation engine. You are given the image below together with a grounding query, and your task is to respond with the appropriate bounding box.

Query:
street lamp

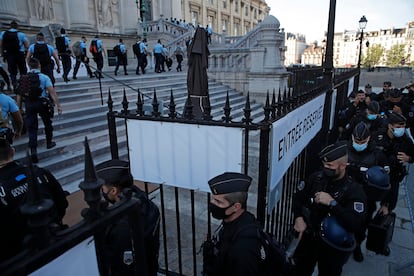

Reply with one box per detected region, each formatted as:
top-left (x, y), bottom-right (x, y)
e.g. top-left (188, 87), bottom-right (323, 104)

top-left (355, 15), bottom-right (367, 92)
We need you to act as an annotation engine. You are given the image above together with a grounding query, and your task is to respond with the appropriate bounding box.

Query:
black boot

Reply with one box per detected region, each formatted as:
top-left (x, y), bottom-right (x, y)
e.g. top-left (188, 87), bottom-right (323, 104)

top-left (30, 148), bottom-right (39, 163)
top-left (353, 244), bottom-right (364, 262)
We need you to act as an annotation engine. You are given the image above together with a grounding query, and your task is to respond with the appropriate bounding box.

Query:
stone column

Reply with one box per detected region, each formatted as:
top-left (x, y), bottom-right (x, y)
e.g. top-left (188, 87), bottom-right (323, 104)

top-left (120, 0), bottom-right (139, 34)
top-left (0, 0), bottom-right (18, 24)
top-left (68, 0), bottom-right (96, 31)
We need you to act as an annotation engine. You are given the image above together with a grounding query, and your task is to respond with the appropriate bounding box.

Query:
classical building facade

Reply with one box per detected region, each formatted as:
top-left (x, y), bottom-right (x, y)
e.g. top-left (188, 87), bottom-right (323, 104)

top-left (141, 0), bottom-right (270, 36)
top-left (0, 0), bottom-right (140, 34)
top-left (284, 32), bottom-right (307, 66)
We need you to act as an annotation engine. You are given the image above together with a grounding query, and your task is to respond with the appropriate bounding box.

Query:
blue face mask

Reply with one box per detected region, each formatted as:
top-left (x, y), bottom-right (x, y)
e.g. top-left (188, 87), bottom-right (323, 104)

top-left (367, 114), bottom-right (377, 121)
top-left (393, 127), bottom-right (405, 137)
top-left (353, 142), bottom-right (368, 152)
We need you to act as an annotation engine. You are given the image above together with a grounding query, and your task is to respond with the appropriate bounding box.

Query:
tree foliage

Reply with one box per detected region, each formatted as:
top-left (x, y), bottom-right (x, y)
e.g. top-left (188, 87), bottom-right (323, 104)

top-left (362, 44), bottom-right (384, 68)
top-left (385, 44), bottom-right (408, 67)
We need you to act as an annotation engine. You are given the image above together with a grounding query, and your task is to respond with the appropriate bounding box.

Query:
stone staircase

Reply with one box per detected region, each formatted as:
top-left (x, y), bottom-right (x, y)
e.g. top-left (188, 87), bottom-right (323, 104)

top-left (12, 71), bottom-right (265, 193)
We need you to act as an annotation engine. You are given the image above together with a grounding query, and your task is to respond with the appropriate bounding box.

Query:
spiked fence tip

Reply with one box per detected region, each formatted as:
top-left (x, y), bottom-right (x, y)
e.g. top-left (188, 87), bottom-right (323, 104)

top-left (83, 136), bottom-right (98, 183)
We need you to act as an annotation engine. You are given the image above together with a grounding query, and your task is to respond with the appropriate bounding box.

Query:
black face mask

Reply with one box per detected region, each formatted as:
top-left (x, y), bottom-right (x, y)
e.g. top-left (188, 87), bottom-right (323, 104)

top-left (102, 190), bottom-right (116, 204)
top-left (323, 167), bottom-right (338, 179)
top-left (209, 202), bottom-right (234, 220)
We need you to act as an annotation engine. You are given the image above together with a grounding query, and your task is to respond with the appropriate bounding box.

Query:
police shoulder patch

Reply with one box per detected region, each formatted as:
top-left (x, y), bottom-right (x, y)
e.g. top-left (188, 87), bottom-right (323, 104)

top-left (354, 202), bottom-right (364, 213)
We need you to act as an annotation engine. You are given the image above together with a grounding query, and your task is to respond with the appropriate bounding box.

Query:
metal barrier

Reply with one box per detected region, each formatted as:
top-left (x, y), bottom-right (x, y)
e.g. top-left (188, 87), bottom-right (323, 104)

top-left (105, 66), bottom-right (358, 274)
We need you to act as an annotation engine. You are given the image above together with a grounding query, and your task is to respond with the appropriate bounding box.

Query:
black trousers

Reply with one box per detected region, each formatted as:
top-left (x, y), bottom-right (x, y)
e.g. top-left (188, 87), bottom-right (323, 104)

top-left (293, 231), bottom-right (351, 276)
top-left (25, 99), bottom-right (53, 149)
top-left (73, 55), bottom-right (93, 77)
top-left (5, 52), bottom-right (27, 87)
top-left (115, 56), bottom-right (127, 74)
top-left (0, 67), bottom-right (11, 88)
top-left (176, 54), bottom-right (183, 71)
top-left (93, 53), bottom-right (104, 76)
top-left (154, 53), bottom-right (162, 73)
top-left (60, 54), bottom-right (72, 79)
top-left (136, 53), bottom-right (147, 74)
top-left (41, 64), bottom-right (55, 86)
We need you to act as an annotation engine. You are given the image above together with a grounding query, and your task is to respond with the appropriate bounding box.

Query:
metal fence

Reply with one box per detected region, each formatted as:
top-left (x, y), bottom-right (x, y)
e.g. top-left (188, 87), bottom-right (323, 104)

top-left (106, 67), bottom-right (358, 275)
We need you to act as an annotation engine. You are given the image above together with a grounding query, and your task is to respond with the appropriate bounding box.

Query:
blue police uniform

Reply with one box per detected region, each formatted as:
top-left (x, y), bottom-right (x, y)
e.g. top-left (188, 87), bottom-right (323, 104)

top-left (91, 38), bottom-right (104, 77)
top-left (153, 43), bottom-right (163, 73)
top-left (24, 69), bottom-right (55, 153)
top-left (28, 41), bottom-right (56, 85)
top-left (114, 42), bottom-right (128, 76)
top-left (137, 42), bottom-right (148, 74)
top-left (0, 28), bottom-right (28, 87)
top-left (59, 34), bottom-right (72, 82)
top-left (0, 93), bottom-right (19, 142)
top-left (73, 39), bottom-right (94, 79)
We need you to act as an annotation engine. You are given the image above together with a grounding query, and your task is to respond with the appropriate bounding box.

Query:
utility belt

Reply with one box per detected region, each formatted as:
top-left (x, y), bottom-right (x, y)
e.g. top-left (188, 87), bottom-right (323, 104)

top-left (0, 127), bottom-right (14, 144)
top-left (40, 97), bottom-right (54, 118)
top-left (27, 97), bottom-right (54, 115)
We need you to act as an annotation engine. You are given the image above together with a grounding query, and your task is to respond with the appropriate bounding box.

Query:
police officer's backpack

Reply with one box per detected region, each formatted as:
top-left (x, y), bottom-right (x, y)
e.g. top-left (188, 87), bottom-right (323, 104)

top-left (132, 42), bottom-right (140, 57)
top-left (72, 41), bottom-right (82, 57)
top-left (89, 40), bottom-right (98, 55)
top-left (113, 45), bottom-right (121, 56)
top-left (2, 31), bottom-right (20, 56)
top-left (16, 73), bottom-right (43, 101)
top-left (33, 43), bottom-right (51, 69)
top-left (232, 223), bottom-right (294, 276)
top-left (55, 36), bottom-right (67, 55)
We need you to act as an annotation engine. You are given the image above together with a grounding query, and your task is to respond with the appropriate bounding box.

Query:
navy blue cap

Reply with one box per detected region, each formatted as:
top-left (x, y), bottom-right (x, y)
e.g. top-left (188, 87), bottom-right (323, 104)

top-left (208, 172), bottom-right (252, 195)
top-left (319, 141), bottom-right (348, 162)
top-left (353, 122), bottom-right (370, 141)
top-left (95, 159), bottom-right (133, 188)
top-left (388, 112), bottom-right (406, 124)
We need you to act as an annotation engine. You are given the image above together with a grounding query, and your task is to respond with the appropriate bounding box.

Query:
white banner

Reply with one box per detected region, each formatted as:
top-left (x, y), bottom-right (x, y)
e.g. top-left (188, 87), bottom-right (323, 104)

top-left (268, 94), bottom-right (326, 212)
top-left (30, 238), bottom-right (98, 276)
top-left (127, 120), bottom-right (244, 192)
top-left (348, 76), bottom-right (355, 96)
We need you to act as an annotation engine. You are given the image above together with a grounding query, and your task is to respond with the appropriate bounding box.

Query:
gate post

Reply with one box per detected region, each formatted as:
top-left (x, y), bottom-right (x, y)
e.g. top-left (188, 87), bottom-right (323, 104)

top-left (107, 91), bottom-right (119, 159)
top-left (256, 122), bottom-right (271, 227)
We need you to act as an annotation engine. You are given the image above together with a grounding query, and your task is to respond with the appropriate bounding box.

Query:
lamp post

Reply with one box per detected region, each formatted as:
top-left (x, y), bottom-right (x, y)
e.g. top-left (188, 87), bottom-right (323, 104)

top-left (136, 0), bottom-right (147, 39)
top-left (355, 15), bottom-right (367, 92)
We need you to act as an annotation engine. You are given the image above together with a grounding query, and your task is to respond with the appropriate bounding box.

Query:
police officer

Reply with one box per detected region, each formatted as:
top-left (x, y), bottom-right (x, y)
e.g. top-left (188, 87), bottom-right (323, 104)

top-left (72, 36), bottom-right (94, 79)
top-left (57, 28), bottom-right (72, 82)
top-left (374, 112), bottom-right (414, 217)
top-left (26, 32), bottom-right (61, 86)
top-left (337, 90), bottom-right (368, 140)
top-left (0, 20), bottom-right (29, 89)
top-left (346, 101), bottom-right (387, 139)
top-left (16, 58), bottom-right (62, 163)
top-left (0, 137), bottom-right (68, 262)
top-left (293, 141), bottom-right (367, 276)
top-left (347, 122), bottom-right (389, 262)
top-left (90, 35), bottom-right (104, 78)
top-left (202, 172), bottom-right (263, 276)
top-left (153, 39), bottom-right (163, 73)
top-left (114, 39), bottom-right (128, 76)
top-left (0, 85), bottom-right (23, 143)
top-left (96, 159), bottom-right (160, 276)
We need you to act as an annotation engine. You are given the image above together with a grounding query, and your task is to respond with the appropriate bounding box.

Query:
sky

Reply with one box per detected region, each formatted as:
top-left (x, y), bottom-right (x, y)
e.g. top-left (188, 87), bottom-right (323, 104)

top-left (267, 0), bottom-right (414, 43)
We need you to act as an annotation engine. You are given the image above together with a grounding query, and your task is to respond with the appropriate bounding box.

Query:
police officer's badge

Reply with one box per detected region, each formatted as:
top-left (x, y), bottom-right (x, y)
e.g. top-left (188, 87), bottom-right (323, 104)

top-left (354, 202), bottom-right (364, 213)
